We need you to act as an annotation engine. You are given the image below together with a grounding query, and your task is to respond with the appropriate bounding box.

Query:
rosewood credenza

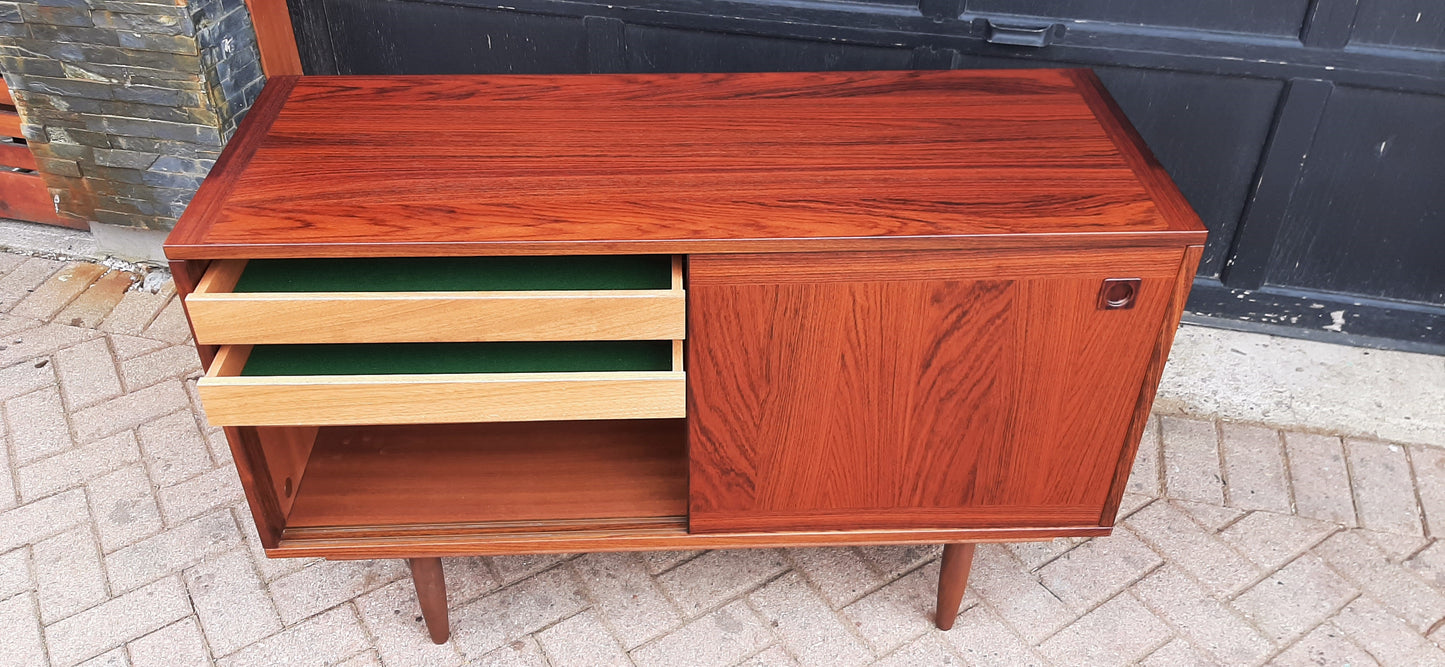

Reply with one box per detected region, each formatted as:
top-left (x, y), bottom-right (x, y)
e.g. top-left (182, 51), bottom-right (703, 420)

top-left (164, 69), bottom-right (1206, 643)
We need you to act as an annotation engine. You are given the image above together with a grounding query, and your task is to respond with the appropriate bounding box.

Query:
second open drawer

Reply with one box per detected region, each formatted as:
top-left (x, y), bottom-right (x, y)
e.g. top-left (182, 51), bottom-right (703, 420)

top-left (185, 256), bottom-right (685, 345)
top-left (196, 342), bottom-right (685, 426)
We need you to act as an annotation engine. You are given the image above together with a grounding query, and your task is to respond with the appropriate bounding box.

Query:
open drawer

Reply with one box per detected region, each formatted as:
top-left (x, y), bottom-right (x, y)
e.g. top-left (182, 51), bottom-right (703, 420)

top-left (185, 256), bottom-right (685, 345)
top-left (197, 341), bottom-right (685, 426)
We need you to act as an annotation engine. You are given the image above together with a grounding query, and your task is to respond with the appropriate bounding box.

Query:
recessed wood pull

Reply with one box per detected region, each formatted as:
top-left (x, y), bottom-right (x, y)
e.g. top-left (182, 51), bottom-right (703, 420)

top-left (1098, 278), bottom-right (1140, 310)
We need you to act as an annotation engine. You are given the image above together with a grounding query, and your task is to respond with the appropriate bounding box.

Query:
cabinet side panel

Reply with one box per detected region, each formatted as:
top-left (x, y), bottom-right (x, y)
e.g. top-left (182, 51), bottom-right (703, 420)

top-left (687, 248), bottom-right (1181, 534)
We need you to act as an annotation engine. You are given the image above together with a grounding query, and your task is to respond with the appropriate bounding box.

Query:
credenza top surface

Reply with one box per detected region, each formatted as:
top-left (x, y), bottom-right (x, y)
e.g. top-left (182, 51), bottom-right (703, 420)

top-left (165, 69), bottom-right (1205, 260)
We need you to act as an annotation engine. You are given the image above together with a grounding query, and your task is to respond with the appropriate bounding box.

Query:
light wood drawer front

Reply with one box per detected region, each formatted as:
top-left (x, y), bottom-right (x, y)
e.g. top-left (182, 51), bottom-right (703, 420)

top-left (186, 258), bottom-right (685, 345)
top-left (197, 345), bottom-right (685, 426)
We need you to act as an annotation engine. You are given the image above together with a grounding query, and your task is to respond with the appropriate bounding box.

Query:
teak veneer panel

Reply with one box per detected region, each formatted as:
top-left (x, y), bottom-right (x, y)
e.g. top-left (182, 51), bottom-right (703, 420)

top-left (687, 247), bottom-right (1180, 533)
top-left (284, 421), bottom-right (687, 530)
top-left (165, 70), bottom-right (1206, 260)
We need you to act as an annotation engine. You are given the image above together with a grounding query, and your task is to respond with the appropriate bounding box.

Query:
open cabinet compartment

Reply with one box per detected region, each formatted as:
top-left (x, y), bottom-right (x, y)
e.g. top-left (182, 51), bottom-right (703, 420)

top-left (243, 419), bottom-right (688, 549)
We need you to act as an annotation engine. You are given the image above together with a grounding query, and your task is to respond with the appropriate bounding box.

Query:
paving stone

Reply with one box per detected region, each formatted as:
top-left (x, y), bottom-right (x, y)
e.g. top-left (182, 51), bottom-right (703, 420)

top-left (1232, 554), bottom-right (1358, 644)
top-left (1407, 540), bottom-right (1445, 588)
top-left (473, 638), bottom-right (549, 667)
top-left (87, 464), bottom-right (164, 553)
top-left (105, 509), bottom-right (241, 593)
top-left (0, 321), bottom-right (98, 367)
top-left (1118, 492), bottom-right (1156, 520)
top-left (10, 262), bottom-right (106, 321)
top-left (0, 592), bottom-right (46, 667)
top-left (1412, 445), bottom-right (1445, 538)
top-left (185, 549), bottom-right (283, 656)
top-left (77, 647), bottom-right (128, 667)
top-left (119, 344), bottom-right (200, 391)
top-left (1219, 510), bottom-right (1335, 571)
top-left (55, 270), bottom-right (134, 329)
top-left (966, 544), bottom-right (1073, 644)
top-left (33, 525), bottom-right (108, 624)
top-left (1038, 526), bottom-right (1162, 611)
top-left (842, 560), bottom-right (948, 655)
top-left (0, 257), bottom-right (62, 310)
top-left (0, 356), bottom-right (58, 402)
top-left (235, 506), bottom-right (314, 582)
top-left (1285, 432), bottom-right (1358, 526)
top-left (787, 547), bottom-right (885, 609)
top-left (489, 553), bottom-right (570, 585)
top-left (141, 298), bottom-right (191, 344)
top-left (749, 571), bottom-right (872, 666)
top-left (0, 547), bottom-right (31, 599)
top-left (6, 386), bottom-right (72, 464)
top-left (629, 599), bottom-right (774, 667)
top-left (100, 285), bottom-right (174, 337)
top-left (1359, 529), bottom-right (1429, 561)
top-left (1125, 501), bottom-right (1260, 598)
top-left (738, 645), bottom-right (800, 666)
top-left (1127, 415), bottom-right (1162, 496)
top-left (1218, 423), bottom-right (1292, 513)
top-left (71, 380), bottom-right (190, 443)
top-left (856, 544), bottom-right (940, 578)
top-left (1174, 498), bottom-right (1246, 531)
top-left (1271, 622), bottom-right (1380, 667)
top-left (54, 338), bottom-right (123, 410)
top-left (451, 566), bottom-right (589, 659)
top-left (45, 577), bottom-right (191, 667)
top-left (1131, 565), bottom-right (1271, 665)
top-left (939, 602), bottom-right (1045, 666)
top-left (642, 549), bottom-right (703, 575)
top-left (217, 605), bottom-right (370, 667)
top-left (1313, 530), bottom-right (1445, 632)
top-left (537, 610), bottom-right (632, 667)
top-left (1006, 537), bottom-right (1083, 571)
top-left (1137, 638), bottom-right (1217, 667)
top-left (106, 333), bottom-right (168, 361)
top-left (659, 548), bottom-right (788, 617)
top-left (135, 409), bottom-right (212, 487)
top-left (442, 556), bottom-right (500, 606)
top-left (333, 651), bottom-right (384, 667)
top-left (1037, 593), bottom-right (1172, 667)
top-left (157, 463), bottom-right (243, 525)
top-left (269, 558), bottom-right (407, 625)
top-left (1347, 438), bottom-right (1425, 536)
top-left (872, 634), bottom-right (960, 667)
top-left (126, 617), bottom-right (210, 667)
top-left (354, 578), bottom-right (466, 667)
top-left (1161, 416), bottom-right (1224, 504)
top-left (571, 551), bottom-right (683, 649)
top-left (0, 254), bottom-right (29, 275)
top-left (0, 488), bottom-right (88, 553)
top-left (1331, 596), bottom-right (1445, 666)
top-left (19, 431), bottom-right (139, 502)
top-left (0, 442), bottom-right (13, 511)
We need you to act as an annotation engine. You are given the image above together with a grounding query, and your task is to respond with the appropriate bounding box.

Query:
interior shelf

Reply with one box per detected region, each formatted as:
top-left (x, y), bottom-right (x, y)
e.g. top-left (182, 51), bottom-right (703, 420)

top-left (240, 341), bottom-right (676, 376)
top-left (283, 419), bottom-right (688, 533)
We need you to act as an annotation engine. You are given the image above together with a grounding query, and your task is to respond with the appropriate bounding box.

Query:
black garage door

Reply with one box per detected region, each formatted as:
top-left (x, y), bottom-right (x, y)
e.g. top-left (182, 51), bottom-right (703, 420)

top-left (286, 0), bottom-right (1445, 352)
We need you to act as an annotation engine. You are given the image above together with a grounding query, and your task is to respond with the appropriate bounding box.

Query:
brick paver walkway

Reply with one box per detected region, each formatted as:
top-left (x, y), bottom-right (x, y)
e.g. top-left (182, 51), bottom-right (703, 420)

top-left (2, 252), bottom-right (1443, 666)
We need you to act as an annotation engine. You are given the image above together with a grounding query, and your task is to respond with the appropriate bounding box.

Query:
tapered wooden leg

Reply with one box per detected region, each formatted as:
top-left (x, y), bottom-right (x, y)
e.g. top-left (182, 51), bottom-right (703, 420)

top-left (409, 558), bottom-right (450, 644)
top-left (935, 543), bottom-right (976, 631)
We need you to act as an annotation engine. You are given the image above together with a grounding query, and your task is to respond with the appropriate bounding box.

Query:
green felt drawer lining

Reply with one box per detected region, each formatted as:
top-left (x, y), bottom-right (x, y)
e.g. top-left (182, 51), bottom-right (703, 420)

top-left (232, 256), bottom-right (674, 293)
top-left (239, 341), bottom-right (676, 376)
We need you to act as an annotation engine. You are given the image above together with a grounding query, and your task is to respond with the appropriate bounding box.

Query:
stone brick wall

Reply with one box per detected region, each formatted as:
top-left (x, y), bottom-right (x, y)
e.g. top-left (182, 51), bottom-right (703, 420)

top-left (0, 0), bottom-right (265, 231)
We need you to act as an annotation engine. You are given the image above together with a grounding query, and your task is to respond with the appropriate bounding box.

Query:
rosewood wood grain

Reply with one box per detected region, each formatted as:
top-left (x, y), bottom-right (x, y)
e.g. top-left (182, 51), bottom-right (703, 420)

top-left (284, 421), bottom-right (686, 529)
top-left (163, 70), bottom-right (1206, 260)
top-left (0, 79), bottom-right (13, 105)
top-left (0, 110), bottom-right (20, 138)
top-left (1099, 244), bottom-right (1206, 525)
top-left (255, 426), bottom-right (318, 518)
top-left (225, 426), bottom-right (287, 547)
top-left (409, 558), bottom-right (450, 644)
top-left (935, 543), bottom-right (976, 631)
top-left (0, 171), bottom-right (78, 228)
top-left (242, 0), bottom-right (303, 75)
top-left (687, 248), bottom-right (1179, 533)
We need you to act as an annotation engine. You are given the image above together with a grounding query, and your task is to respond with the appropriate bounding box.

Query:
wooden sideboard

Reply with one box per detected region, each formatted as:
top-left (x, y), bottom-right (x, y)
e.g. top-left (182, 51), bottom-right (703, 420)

top-left (165, 69), bottom-right (1205, 643)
